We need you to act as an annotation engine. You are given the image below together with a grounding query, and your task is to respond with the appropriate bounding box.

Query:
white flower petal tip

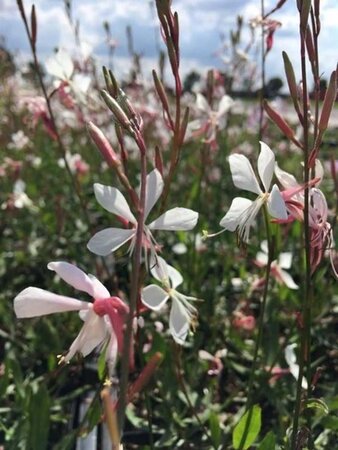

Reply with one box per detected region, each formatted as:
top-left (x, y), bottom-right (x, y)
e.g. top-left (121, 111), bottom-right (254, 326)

top-left (149, 208), bottom-right (198, 231)
top-left (285, 344), bottom-right (308, 390)
top-left (169, 299), bottom-right (190, 345)
top-left (87, 228), bottom-right (135, 256)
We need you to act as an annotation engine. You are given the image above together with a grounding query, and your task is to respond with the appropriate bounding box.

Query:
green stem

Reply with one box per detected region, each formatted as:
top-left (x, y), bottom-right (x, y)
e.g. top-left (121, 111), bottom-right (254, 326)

top-left (291, 21), bottom-right (312, 450)
top-left (238, 205), bottom-right (274, 450)
top-left (118, 151), bottom-right (147, 434)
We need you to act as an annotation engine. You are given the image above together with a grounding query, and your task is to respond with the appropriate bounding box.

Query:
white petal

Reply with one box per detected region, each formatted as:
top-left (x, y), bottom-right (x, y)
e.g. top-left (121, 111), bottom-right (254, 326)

top-left (87, 228), bottom-right (135, 256)
top-left (14, 287), bottom-right (89, 318)
top-left (267, 185), bottom-right (288, 219)
top-left (278, 252), bottom-right (292, 269)
top-left (47, 261), bottom-right (101, 297)
top-left (93, 184), bottom-right (136, 223)
top-left (285, 344), bottom-right (308, 389)
top-left (258, 141), bottom-right (275, 191)
top-left (65, 310), bottom-right (107, 362)
top-left (217, 95), bottom-right (234, 117)
top-left (72, 74), bottom-right (91, 94)
top-left (220, 197), bottom-right (253, 231)
top-left (256, 251), bottom-right (268, 266)
top-left (196, 93), bottom-right (210, 113)
top-left (167, 265), bottom-right (183, 289)
top-left (229, 154), bottom-right (261, 194)
top-left (148, 208), bottom-right (198, 231)
top-left (150, 255), bottom-right (169, 282)
top-left (169, 298), bottom-right (189, 344)
top-left (278, 269), bottom-right (299, 290)
top-left (274, 163), bottom-right (298, 189)
top-left (45, 48), bottom-right (73, 80)
top-left (87, 274), bottom-right (110, 299)
top-left (260, 240), bottom-right (268, 254)
top-left (141, 285), bottom-right (169, 310)
top-left (143, 169), bottom-right (164, 220)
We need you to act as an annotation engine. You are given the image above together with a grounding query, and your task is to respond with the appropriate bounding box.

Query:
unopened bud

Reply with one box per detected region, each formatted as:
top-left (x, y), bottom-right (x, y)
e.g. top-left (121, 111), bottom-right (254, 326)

top-left (154, 146), bottom-right (164, 176)
top-left (31, 5), bottom-right (37, 49)
top-left (178, 106), bottom-right (190, 147)
top-left (264, 101), bottom-right (302, 148)
top-left (101, 90), bottom-right (133, 132)
top-left (300, 0), bottom-right (311, 33)
top-left (152, 69), bottom-right (170, 115)
top-left (319, 70), bottom-right (337, 132)
top-left (103, 66), bottom-right (119, 98)
top-left (87, 122), bottom-right (121, 168)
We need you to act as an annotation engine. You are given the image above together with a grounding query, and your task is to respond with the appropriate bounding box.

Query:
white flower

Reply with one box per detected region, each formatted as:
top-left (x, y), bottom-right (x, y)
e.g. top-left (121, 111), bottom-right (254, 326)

top-left (87, 169), bottom-right (199, 257)
top-left (14, 262), bottom-right (122, 369)
top-left (141, 256), bottom-right (198, 344)
top-left (220, 141), bottom-right (288, 242)
top-left (256, 241), bottom-right (298, 289)
top-left (45, 48), bottom-right (91, 99)
top-left (285, 344), bottom-right (308, 390)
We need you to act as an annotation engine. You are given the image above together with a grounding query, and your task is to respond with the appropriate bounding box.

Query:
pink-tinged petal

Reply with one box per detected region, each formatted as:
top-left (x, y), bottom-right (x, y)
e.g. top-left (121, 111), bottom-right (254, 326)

top-left (150, 255), bottom-right (169, 283)
top-left (258, 141), bottom-right (275, 191)
top-left (220, 197), bottom-right (253, 231)
top-left (196, 93), bottom-right (210, 113)
top-left (148, 208), bottom-right (198, 231)
top-left (274, 163), bottom-right (299, 189)
top-left (14, 287), bottom-right (89, 318)
top-left (105, 325), bottom-right (118, 375)
top-left (47, 261), bottom-right (99, 297)
top-left (256, 251), bottom-right (269, 266)
top-left (45, 48), bottom-right (73, 80)
top-left (64, 310), bottom-right (107, 362)
top-left (229, 154), bottom-right (261, 194)
top-left (267, 185), bottom-right (288, 219)
top-left (167, 265), bottom-right (183, 289)
top-left (87, 274), bottom-right (110, 299)
top-left (141, 285), bottom-right (169, 311)
top-left (278, 252), bottom-right (292, 269)
top-left (278, 269), bottom-right (299, 290)
top-left (217, 95), bottom-right (234, 117)
top-left (143, 169), bottom-right (164, 220)
top-left (93, 184), bottom-right (136, 223)
top-left (87, 228), bottom-right (135, 256)
top-left (169, 299), bottom-right (189, 344)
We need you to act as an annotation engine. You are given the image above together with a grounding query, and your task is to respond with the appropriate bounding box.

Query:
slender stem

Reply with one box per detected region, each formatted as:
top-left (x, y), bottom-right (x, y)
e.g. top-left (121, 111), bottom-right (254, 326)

top-left (17, 1), bottom-right (90, 224)
top-left (174, 346), bottom-right (215, 448)
top-left (258, 0), bottom-right (266, 143)
top-left (291, 22), bottom-right (312, 450)
top-left (238, 205), bottom-right (273, 450)
top-left (160, 78), bottom-right (182, 211)
top-left (117, 151), bottom-right (147, 435)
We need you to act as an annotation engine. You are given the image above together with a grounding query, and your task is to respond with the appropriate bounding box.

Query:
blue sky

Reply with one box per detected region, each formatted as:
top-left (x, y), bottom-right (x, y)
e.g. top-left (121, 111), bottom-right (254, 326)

top-left (1, 0), bottom-right (337, 86)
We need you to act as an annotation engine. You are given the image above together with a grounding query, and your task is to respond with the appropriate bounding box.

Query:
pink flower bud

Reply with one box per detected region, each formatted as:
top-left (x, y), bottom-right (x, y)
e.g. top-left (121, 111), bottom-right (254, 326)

top-left (87, 122), bottom-right (121, 168)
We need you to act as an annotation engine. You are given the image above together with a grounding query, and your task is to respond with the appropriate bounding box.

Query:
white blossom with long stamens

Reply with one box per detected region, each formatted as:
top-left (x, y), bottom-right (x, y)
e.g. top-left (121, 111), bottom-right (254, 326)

top-left (220, 141), bottom-right (288, 242)
top-left (87, 169), bottom-right (198, 257)
top-left (141, 256), bottom-right (198, 344)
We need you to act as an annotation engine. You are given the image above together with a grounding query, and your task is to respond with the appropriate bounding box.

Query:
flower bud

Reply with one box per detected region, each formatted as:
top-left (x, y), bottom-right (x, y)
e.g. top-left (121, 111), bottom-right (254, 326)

top-left (87, 122), bottom-right (121, 168)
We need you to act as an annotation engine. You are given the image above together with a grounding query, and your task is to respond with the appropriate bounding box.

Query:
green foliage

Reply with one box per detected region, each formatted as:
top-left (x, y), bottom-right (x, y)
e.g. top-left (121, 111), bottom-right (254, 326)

top-left (233, 405), bottom-right (262, 449)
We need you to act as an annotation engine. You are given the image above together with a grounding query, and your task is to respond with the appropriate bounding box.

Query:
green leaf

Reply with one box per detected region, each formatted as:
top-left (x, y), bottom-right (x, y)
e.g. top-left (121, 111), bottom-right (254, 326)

top-left (258, 431), bottom-right (276, 450)
top-left (28, 384), bottom-right (51, 450)
top-left (233, 405), bottom-right (262, 450)
top-left (304, 398), bottom-right (329, 415)
top-left (209, 411), bottom-right (221, 448)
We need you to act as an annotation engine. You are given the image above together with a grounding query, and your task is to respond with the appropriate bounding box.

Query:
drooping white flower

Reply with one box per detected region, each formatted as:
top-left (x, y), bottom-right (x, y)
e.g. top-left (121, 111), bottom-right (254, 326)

top-left (14, 262), bottom-right (127, 369)
top-left (256, 241), bottom-right (298, 289)
top-left (141, 256), bottom-right (198, 344)
top-left (87, 169), bottom-right (199, 257)
top-left (220, 141), bottom-right (288, 242)
top-left (285, 344), bottom-right (308, 390)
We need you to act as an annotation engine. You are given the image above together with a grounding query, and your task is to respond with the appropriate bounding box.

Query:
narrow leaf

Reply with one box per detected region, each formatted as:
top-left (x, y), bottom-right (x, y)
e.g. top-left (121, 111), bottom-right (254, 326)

top-left (258, 431), bottom-right (276, 450)
top-left (233, 405), bottom-right (262, 450)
